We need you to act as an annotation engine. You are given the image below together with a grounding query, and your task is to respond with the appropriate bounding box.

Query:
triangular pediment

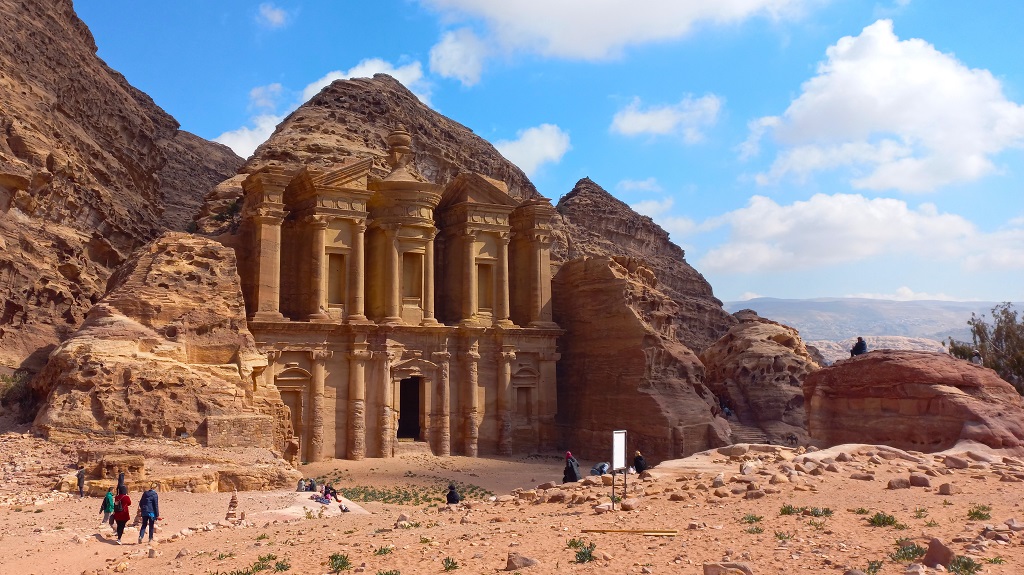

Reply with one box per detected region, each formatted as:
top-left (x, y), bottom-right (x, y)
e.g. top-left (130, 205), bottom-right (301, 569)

top-left (313, 158), bottom-right (373, 190)
top-left (391, 357), bottom-right (439, 376)
top-left (438, 172), bottom-right (519, 212)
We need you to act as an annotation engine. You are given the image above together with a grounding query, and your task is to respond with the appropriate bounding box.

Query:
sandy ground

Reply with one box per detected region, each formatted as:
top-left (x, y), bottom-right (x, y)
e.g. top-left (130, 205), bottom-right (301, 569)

top-left (2, 431), bottom-right (1024, 575)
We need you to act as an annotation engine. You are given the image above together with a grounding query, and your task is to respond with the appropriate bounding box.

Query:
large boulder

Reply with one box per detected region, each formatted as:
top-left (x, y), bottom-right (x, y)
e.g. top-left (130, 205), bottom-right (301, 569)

top-left (553, 256), bottom-right (731, 462)
top-left (804, 350), bottom-right (1024, 452)
top-left (701, 310), bottom-right (819, 443)
top-left (32, 233), bottom-right (292, 451)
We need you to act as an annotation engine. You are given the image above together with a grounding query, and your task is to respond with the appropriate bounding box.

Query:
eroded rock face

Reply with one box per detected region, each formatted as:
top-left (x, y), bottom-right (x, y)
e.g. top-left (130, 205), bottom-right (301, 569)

top-left (553, 257), bottom-right (730, 463)
top-left (0, 0), bottom-right (241, 371)
top-left (804, 350), bottom-right (1024, 452)
top-left (32, 233), bottom-right (291, 450)
top-left (701, 310), bottom-right (820, 443)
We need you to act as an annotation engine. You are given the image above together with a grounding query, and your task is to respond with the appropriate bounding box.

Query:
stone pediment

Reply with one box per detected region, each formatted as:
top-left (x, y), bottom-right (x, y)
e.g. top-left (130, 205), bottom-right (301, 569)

top-left (287, 160), bottom-right (374, 204)
top-left (437, 172), bottom-right (519, 212)
top-left (391, 357), bottom-right (439, 377)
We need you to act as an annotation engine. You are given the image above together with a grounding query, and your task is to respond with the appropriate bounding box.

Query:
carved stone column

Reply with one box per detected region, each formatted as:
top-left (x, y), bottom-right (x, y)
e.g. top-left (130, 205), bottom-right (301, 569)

top-left (432, 351), bottom-right (451, 456)
top-left (530, 232), bottom-right (557, 327)
top-left (347, 348), bottom-right (371, 460)
top-left (309, 349), bottom-right (332, 462)
top-left (348, 221), bottom-right (367, 322)
top-left (538, 350), bottom-right (561, 451)
top-left (378, 350), bottom-right (398, 457)
top-left (383, 225), bottom-right (402, 324)
top-left (309, 215), bottom-right (331, 321)
top-left (495, 233), bottom-right (513, 327)
top-left (421, 230), bottom-right (438, 325)
top-left (252, 213), bottom-right (285, 320)
top-left (461, 230), bottom-right (478, 325)
top-left (496, 346), bottom-right (516, 456)
top-left (463, 343), bottom-right (480, 457)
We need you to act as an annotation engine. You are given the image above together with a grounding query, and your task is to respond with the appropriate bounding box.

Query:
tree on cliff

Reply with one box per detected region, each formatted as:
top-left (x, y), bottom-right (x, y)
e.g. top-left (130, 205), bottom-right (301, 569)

top-left (947, 302), bottom-right (1024, 392)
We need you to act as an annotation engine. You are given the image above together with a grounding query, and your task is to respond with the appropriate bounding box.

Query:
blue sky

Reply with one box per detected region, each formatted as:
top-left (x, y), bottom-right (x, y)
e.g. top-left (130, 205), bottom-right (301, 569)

top-left (74, 0), bottom-right (1024, 303)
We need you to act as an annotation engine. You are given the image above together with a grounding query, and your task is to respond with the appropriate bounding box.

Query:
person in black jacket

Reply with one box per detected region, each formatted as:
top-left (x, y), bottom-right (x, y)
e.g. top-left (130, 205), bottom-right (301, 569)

top-left (445, 483), bottom-right (462, 504)
top-left (137, 485), bottom-right (160, 544)
top-left (850, 337), bottom-right (867, 357)
top-left (633, 451), bottom-right (648, 474)
top-left (562, 451), bottom-right (582, 483)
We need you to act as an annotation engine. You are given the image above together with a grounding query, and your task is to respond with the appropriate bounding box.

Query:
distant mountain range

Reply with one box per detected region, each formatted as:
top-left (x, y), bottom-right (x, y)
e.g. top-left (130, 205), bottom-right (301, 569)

top-left (724, 298), bottom-right (1017, 342)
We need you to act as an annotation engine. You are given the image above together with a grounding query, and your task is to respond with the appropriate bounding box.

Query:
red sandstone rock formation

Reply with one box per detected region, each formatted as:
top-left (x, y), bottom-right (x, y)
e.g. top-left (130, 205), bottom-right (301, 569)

top-left (700, 310), bottom-right (820, 443)
top-left (804, 349), bottom-right (1024, 452)
top-left (0, 0), bottom-right (242, 372)
top-left (32, 233), bottom-right (291, 451)
top-left (553, 256), bottom-right (731, 463)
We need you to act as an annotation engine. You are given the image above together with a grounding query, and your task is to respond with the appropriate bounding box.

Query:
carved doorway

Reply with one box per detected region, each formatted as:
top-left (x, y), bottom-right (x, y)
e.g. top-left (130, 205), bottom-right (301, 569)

top-left (398, 376), bottom-right (422, 440)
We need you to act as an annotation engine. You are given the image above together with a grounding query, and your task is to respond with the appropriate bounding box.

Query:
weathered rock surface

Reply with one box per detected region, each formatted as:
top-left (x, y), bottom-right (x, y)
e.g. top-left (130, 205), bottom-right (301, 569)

top-left (701, 310), bottom-right (819, 443)
top-left (0, 0), bottom-right (242, 372)
top-left (808, 336), bottom-right (947, 365)
top-left (553, 256), bottom-right (730, 463)
top-left (31, 233), bottom-right (291, 450)
top-left (804, 350), bottom-right (1024, 452)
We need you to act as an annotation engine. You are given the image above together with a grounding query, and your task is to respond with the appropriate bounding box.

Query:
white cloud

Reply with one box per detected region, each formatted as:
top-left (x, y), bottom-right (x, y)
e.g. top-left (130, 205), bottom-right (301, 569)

top-left (697, 193), bottom-right (977, 273)
top-left (738, 292), bottom-right (763, 301)
top-left (248, 83), bottom-right (284, 112)
top-left (302, 59), bottom-right (431, 104)
top-left (429, 28), bottom-right (487, 86)
top-left (214, 114), bottom-right (284, 159)
top-left (747, 19), bottom-right (1024, 192)
top-left (845, 286), bottom-right (957, 301)
top-left (256, 3), bottom-right (289, 28)
top-left (418, 0), bottom-right (808, 59)
top-left (616, 177), bottom-right (663, 193)
top-left (737, 116), bottom-right (780, 160)
top-left (494, 124), bottom-right (571, 176)
top-left (611, 95), bottom-right (721, 142)
top-left (631, 197), bottom-right (675, 218)
top-left (629, 196), bottom-right (698, 239)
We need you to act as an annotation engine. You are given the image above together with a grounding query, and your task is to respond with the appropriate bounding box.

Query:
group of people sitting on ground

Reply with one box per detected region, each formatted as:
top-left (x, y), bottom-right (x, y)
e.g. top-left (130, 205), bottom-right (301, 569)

top-left (562, 450), bottom-right (649, 483)
top-left (97, 472), bottom-right (161, 545)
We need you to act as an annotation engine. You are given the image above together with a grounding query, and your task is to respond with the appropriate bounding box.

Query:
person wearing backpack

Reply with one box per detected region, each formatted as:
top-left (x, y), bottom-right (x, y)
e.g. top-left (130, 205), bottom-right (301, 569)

top-left (111, 486), bottom-right (131, 544)
top-left (99, 487), bottom-right (114, 526)
top-left (137, 484), bottom-right (160, 545)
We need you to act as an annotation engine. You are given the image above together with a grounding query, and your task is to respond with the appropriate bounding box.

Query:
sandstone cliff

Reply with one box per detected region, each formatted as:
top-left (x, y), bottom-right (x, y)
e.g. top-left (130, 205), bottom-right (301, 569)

top-left (804, 350), bottom-right (1024, 452)
top-left (553, 256), bottom-right (731, 463)
top-left (32, 233), bottom-right (291, 451)
top-left (700, 310), bottom-right (820, 444)
top-left (0, 0), bottom-right (242, 372)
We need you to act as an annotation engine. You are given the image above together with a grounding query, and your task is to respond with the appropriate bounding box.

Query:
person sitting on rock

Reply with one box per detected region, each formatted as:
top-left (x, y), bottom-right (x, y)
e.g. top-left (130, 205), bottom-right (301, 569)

top-left (850, 337), bottom-right (868, 357)
top-left (563, 451), bottom-right (582, 483)
top-left (970, 349), bottom-right (983, 365)
top-left (324, 483), bottom-right (340, 502)
top-left (590, 461), bottom-right (610, 476)
top-left (445, 483), bottom-right (462, 505)
top-left (633, 451), bottom-right (648, 474)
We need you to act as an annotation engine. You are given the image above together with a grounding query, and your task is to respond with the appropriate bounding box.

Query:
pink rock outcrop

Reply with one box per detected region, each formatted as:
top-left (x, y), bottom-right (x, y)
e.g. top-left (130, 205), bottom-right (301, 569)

top-left (701, 310), bottom-right (820, 443)
top-left (804, 349), bottom-right (1024, 452)
top-left (32, 233), bottom-right (292, 451)
top-left (553, 257), bottom-right (730, 463)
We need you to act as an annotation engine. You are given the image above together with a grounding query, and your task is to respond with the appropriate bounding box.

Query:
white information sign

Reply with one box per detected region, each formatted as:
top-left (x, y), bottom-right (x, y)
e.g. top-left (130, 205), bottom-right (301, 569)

top-left (612, 430), bottom-right (627, 471)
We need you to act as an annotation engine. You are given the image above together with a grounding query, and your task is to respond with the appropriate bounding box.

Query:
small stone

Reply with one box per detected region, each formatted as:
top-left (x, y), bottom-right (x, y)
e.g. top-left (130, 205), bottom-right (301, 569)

top-left (921, 538), bottom-right (955, 568)
top-left (909, 474), bottom-right (931, 488)
top-left (505, 552), bottom-right (538, 570)
top-left (938, 483), bottom-right (961, 495)
top-left (887, 477), bottom-right (911, 489)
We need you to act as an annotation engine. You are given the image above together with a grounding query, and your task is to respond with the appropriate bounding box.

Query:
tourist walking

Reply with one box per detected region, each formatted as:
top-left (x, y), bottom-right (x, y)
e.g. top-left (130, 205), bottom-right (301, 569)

top-left (137, 484), bottom-right (160, 544)
top-left (76, 465), bottom-right (86, 498)
top-left (563, 451), bottom-right (582, 483)
top-left (112, 487), bottom-right (131, 544)
top-left (99, 487), bottom-right (114, 526)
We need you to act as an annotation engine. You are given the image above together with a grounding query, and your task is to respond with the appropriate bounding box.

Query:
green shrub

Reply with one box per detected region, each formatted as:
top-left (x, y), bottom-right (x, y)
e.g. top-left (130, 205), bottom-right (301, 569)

top-left (806, 507), bottom-right (833, 517)
top-left (774, 531), bottom-right (793, 541)
top-left (740, 514), bottom-right (763, 524)
top-left (328, 553), bottom-right (351, 573)
top-left (865, 560), bottom-right (883, 575)
top-left (441, 556), bottom-right (459, 571)
top-left (373, 546), bottom-right (393, 556)
top-left (868, 512), bottom-right (898, 527)
top-left (949, 556), bottom-right (982, 575)
top-left (573, 543), bottom-right (597, 564)
top-left (779, 503), bottom-right (801, 515)
top-left (745, 526), bottom-right (764, 534)
top-left (888, 542), bottom-right (926, 563)
top-left (967, 504), bottom-right (991, 521)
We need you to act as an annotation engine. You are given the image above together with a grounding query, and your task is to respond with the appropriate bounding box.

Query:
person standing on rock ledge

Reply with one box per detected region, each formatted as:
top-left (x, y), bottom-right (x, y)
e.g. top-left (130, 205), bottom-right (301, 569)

top-left (137, 484), bottom-right (160, 545)
top-left (850, 337), bottom-right (868, 357)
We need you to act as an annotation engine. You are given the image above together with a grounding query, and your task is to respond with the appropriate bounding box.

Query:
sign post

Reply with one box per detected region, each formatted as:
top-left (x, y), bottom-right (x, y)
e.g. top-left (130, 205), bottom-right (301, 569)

top-left (612, 430), bottom-right (626, 510)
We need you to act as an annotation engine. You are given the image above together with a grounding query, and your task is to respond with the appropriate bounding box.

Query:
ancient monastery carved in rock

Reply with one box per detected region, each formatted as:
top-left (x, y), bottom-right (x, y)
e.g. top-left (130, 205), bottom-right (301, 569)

top-left (238, 127), bottom-right (561, 462)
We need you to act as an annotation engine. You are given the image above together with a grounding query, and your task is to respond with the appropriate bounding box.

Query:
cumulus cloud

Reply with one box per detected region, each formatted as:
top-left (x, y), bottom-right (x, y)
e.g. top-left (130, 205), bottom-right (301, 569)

top-left (430, 28), bottom-right (487, 86)
top-left (494, 124), bottom-right (571, 176)
top-left (845, 286), bottom-right (957, 301)
top-left (696, 193), bottom-right (977, 273)
top-left (629, 196), bottom-right (698, 239)
top-left (747, 19), bottom-right (1024, 192)
top-left (611, 95), bottom-right (721, 142)
top-left (302, 59), bottom-right (430, 103)
top-left (256, 3), bottom-right (289, 28)
top-left (215, 114), bottom-right (284, 159)
top-left (616, 177), bottom-right (663, 193)
top-left (248, 83), bottom-right (284, 112)
top-left (418, 0), bottom-right (807, 59)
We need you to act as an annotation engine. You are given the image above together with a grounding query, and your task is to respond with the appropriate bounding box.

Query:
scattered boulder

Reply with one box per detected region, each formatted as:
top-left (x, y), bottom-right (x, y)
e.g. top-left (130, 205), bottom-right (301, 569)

top-left (921, 538), bottom-right (955, 568)
top-left (505, 552), bottom-right (538, 570)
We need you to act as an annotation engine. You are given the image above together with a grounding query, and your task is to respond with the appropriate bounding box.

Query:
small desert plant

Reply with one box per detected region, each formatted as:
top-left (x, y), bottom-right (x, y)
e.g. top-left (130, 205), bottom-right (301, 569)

top-left (967, 504), bottom-right (992, 521)
top-left (948, 555), bottom-right (983, 575)
top-left (217, 552), bottom-right (236, 560)
top-left (566, 538), bottom-right (587, 549)
top-left (868, 512), bottom-right (898, 527)
top-left (985, 556), bottom-right (1005, 564)
top-left (373, 546), bottom-right (393, 556)
top-left (807, 519), bottom-right (826, 530)
top-left (774, 531), bottom-right (793, 541)
top-left (256, 533), bottom-right (269, 541)
top-left (942, 499), bottom-right (953, 506)
top-left (913, 507), bottom-right (928, 519)
top-left (888, 542), bottom-right (926, 563)
top-left (741, 513), bottom-right (763, 524)
top-left (441, 556), bottom-right (460, 571)
top-left (806, 507), bottom-right (833, 517)
top-left (573, 542), bottom-right (597, 564)
top-left (273, 559), bottom-right (291, 572)
top-left (852, 507), bottom-right (870, 515)
top-left (865, 560), bottom-right (884, 575)
top-left (745, 526), bottom-right (764, 534)
top-left (328, 553), bottom-right (352, 573)
top-left (779, 503), bottom-right (801, 515)
top-left (925, 520), bottom-right (939, 528)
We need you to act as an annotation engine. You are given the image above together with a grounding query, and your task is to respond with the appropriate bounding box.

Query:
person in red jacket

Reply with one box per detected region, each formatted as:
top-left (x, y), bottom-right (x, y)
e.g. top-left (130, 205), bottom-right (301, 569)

top-left (111, 486), bottom-right (131, 545)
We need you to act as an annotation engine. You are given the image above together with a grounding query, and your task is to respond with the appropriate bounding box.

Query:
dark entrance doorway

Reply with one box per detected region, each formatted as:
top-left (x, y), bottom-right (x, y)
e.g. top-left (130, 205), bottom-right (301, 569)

top-left (398, 376), bottom-right (421, 439)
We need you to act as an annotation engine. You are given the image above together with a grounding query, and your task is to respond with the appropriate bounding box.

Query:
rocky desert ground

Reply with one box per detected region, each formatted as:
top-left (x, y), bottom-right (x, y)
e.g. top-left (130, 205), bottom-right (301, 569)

top-left (2, 415), bottom-right (1023, 575)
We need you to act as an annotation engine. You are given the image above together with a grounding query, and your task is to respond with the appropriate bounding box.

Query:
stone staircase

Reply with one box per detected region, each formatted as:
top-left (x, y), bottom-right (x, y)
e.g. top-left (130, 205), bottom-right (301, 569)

top-left (729, 421), bottom-right (769, 445)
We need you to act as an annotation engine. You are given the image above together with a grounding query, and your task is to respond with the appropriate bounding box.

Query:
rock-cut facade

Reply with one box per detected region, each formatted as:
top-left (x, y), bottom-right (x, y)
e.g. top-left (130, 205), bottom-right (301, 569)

top-left (237, 127), bottom-right (561, 462)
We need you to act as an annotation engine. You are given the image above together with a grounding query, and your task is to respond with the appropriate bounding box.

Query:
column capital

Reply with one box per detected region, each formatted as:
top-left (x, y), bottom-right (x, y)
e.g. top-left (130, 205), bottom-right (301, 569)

top-left (498, 231), bottom-right (511, 245)
top-left (305, 214), bottom-right (332, 228)
top-left (251, 209), bottom-right (285, 225)
top-left (349, 350), bottom-right (373, 361)
top-left (431, 351), bottom-right (452, 362)
top-left (310, 349), bottom-right (333, 361)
